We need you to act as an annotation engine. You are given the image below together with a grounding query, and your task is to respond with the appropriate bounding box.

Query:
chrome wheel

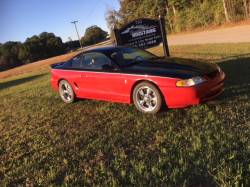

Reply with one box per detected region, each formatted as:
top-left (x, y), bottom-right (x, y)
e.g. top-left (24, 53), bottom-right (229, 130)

top-left (136, 86), bottom-right (157, 112)
top-left (59, 80), bottom-right (75, 103)
top-left (133, 82), bottom-right (162, 113)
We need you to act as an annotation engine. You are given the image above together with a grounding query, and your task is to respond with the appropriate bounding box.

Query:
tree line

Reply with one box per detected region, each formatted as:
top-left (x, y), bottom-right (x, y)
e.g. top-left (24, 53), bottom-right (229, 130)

top-left (106, 0), bottom-right (250, 33)
top-left (0, 32), bottom-right (65, 71)
top-left (0, 26), bottom-right (107, 71)
top-left (80, 25), bottom-right (108, 46)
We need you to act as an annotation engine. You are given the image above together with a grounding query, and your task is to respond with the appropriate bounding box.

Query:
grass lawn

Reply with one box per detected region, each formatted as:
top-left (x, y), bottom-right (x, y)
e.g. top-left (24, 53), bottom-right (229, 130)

top-left (0, 43), bottom-right (250, 186)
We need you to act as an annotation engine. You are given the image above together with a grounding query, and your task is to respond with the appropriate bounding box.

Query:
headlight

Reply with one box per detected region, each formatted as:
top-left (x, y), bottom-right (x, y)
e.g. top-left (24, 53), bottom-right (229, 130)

top-left (176, 76), bottom-right (206, 87)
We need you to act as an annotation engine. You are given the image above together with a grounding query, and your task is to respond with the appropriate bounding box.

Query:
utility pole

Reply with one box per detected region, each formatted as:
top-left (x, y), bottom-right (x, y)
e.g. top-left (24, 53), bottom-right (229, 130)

top-left (71, 20), bottom-right (82, 48)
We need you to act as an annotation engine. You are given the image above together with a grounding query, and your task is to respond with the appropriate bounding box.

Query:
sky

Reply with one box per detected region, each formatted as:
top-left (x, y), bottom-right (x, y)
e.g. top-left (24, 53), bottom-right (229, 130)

top-left (0, 0), bottom-right (120, 43)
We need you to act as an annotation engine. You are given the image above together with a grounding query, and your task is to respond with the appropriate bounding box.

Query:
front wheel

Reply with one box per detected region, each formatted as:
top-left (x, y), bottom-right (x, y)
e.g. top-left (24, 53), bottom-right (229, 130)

top-left (133, 82), bottom-right (163, 114)
top-left (58, 80), bottom-right (75, 103)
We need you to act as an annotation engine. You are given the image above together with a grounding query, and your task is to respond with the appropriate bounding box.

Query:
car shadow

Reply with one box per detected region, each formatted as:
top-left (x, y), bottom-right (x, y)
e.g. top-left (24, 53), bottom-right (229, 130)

top-left (0, 73), bottom-right (47, 91)
top-left (216, 55), bottom-right (250, 102)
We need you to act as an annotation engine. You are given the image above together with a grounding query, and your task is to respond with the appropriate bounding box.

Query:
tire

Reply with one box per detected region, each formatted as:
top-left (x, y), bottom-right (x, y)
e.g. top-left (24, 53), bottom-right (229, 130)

top-left (132, 82), bottom-right (162, 114)
top-left (58, 80), bottom-right (75, 103)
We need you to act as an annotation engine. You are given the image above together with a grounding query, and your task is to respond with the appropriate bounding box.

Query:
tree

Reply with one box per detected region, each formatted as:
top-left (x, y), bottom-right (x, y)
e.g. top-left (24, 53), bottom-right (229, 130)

top-left (105, 8), bottom-right (120, 30)
top-left (106, 0), bottom-right (169, 30)
top-left (0, 32), bottom-right (65, 71)
top-left (0, 41), bottom-right (23, 71)
top-left (222, 0), bottom-right (230, 22)
top-left (22, 32), bottom-right (65, 62)
top-left (64, 38), bottom-right (81, 52)
top-left (243, 0), bottom-right (249, 17)
top-left (80, 25), bottom-right (108, 46)
top-left (106, 0), bottom-right (249, 33)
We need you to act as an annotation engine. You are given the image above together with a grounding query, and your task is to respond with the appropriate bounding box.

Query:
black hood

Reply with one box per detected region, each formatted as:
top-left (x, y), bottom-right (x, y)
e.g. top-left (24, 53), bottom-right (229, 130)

top-left (121, 58), bottom-right (218, 79)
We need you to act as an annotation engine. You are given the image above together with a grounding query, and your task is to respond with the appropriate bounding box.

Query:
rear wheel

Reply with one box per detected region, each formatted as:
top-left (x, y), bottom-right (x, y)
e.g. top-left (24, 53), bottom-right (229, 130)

top-left (59, 80), bottom-right (75, 103)
top-left (133, 82), bottom-right (162, 114)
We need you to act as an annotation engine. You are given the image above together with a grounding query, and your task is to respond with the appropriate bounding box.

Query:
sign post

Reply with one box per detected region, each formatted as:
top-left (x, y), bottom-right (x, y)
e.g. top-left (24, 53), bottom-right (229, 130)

top-left (159, 16), bottom-right (170, 57)
top-left (113, 27), bottom-right (121, 45)
top-left (113, 17), bottom-right (170, 57)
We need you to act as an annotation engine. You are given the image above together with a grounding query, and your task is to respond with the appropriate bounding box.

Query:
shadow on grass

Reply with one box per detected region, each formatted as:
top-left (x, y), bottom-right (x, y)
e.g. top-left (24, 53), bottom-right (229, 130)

top-left (0, 73), bottom-right (47, 91)
top-left (218, 56), bottom-right (250, 101)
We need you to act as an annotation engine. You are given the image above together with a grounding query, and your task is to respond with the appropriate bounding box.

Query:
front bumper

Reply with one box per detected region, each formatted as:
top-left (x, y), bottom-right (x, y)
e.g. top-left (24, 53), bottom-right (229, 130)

top-left (161, 71), bottom-right (225, 108)
top-left (51, 76), bottom-right (59, 91)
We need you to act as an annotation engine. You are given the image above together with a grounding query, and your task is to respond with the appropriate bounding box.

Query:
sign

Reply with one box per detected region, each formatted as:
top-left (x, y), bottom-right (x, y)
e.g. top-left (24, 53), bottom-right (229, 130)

top-left (114, 17), bottom-right (170, 57)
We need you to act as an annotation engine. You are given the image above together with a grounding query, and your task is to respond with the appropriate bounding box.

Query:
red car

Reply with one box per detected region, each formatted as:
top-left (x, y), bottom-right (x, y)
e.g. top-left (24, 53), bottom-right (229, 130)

top-left (51, 46), bottom-right (225, 113)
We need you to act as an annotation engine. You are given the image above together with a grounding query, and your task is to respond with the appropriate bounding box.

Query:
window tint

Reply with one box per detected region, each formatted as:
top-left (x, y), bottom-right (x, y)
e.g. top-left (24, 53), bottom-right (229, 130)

top-left (70, 54), bottom-right (82, 68)
top-left (110, 48), bottom-right (157, 67)
top-left (82, 53), bottom-right (112, 70)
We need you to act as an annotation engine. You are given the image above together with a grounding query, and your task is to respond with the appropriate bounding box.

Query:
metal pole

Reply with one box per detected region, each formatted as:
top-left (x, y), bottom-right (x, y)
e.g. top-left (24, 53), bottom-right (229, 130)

top-left (113, 27), bottom-right (121, 46)
top-left (71, 21), bottom-right (82, 49)
top-left (159, 15), bottom-right (170, 57)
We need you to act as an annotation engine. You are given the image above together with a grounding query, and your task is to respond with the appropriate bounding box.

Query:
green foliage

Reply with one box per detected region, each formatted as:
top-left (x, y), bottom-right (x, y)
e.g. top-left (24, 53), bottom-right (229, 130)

top-left (22, 32), bottom-right (65, 63)
top-left (0, 43), bottom-right (250, 186)
top-left (80, 25), bottom-right (108, 46)
top-left (169, 0), bottom-right (191, 10)
top-left (106, 0), bottom-right (249, 32)
top-left (174, 0), bottom-right (225, 31)
top-left (0, 32), bottom-right (65, 71)
top-left (0, 41), bottom-right (23, 71)
top-left (106, 0), bottom-right (167, 30)
top-left (64, 40), bottom-right (81, 52)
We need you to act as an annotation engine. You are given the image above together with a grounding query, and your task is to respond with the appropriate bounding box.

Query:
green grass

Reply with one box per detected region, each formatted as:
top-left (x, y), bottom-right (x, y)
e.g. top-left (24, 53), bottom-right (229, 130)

top-left (0, 43), bottom-right (250, 186)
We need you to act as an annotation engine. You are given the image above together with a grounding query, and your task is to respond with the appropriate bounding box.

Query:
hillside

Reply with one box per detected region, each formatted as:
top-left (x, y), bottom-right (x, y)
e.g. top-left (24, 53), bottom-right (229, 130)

top-left (0, 51), bottom-right (79, 79)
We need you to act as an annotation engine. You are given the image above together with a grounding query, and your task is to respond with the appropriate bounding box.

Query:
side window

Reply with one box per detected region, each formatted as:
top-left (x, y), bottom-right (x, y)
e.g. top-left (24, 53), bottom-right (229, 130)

top-left (82, 53), bottom-right (112, 70)
top-left (70, 54), bottom-right (82, 68)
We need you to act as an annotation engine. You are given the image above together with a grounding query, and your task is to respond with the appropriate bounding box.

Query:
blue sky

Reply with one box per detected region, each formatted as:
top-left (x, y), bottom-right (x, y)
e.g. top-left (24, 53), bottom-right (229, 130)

top-left (0, 0), bottom-right (120, 43)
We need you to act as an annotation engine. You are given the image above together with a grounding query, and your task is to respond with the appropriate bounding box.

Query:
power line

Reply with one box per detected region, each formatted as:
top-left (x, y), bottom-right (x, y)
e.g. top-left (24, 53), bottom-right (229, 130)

top-left (81, 0), bottom-right (100, 27)
top-left (70, 20), bottom-right (82, 48)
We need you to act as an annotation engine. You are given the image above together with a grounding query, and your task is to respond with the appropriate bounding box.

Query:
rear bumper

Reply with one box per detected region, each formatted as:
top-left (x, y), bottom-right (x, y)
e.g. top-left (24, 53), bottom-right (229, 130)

top-left (161, 71), bottom-right (225, 108)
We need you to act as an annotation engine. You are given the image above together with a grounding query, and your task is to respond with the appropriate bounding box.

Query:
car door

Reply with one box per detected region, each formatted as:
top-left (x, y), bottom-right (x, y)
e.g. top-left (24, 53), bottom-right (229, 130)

top-left (60, 53), bottom-right (83, 96)
top-left (78, 52), bottom-right (129, 103)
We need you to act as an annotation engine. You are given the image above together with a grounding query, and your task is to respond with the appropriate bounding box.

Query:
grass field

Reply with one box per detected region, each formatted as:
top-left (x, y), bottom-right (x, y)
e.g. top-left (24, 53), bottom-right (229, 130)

top-left (0, 43), bottom-right (250, 186)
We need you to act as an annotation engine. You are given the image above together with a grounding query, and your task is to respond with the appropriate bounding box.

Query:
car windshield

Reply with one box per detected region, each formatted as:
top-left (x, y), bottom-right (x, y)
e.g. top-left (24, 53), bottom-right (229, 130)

top-left (110, 47), bottom-right (158, 66)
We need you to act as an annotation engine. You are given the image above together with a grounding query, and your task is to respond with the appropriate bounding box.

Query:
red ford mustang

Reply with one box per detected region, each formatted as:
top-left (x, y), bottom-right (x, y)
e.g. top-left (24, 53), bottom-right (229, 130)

top-left (51, 46), bottom-right (225, 113)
